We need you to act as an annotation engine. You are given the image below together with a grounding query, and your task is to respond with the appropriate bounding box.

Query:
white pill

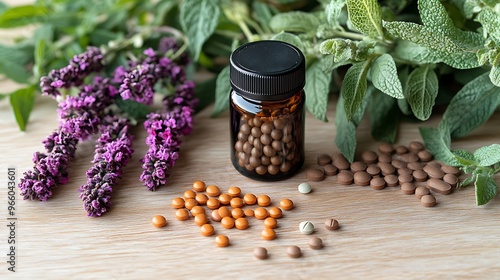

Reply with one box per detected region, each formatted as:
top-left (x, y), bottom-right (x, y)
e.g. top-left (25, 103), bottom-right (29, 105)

top-left (298, 182), bottom-right (312, 194)
top-left (299, 221), bottom-right (314, 235)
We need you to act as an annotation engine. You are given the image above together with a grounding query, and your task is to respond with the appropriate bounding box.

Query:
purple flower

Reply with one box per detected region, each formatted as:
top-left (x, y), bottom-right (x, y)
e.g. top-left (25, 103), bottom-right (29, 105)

top-left (40, 47), bottom-right (104, 98)
top-left (79, 115), bottom-right (134, 217)
top-left (158, 37), bottom-right (190, 66)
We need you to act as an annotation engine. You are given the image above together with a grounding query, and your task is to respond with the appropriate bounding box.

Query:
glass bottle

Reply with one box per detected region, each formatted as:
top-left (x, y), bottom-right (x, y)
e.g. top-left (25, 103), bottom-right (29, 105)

top-left (229, 40), bottom-right (306, 181)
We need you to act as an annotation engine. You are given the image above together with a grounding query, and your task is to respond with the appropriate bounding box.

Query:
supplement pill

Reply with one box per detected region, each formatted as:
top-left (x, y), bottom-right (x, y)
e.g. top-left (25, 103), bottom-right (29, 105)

top-left (175, 209), bottom-right (190, 221)
top-left (298, 182), bottom-right (312, 194)
top-left (192, 180), bottom-right (206, 192)
top-left (218, 206), bottom-right (231, 218)
top-left (354, 171), bottom-right (371, 186)
top-left (299, 221), bottom-right (314, 235)
top-left (306, 168), bottom-right (325, 182)
top-left (211, 210), bottom-right (222, 222)
top-left (152, 215), bottom-right (167, 228)
top-left (215, 235), bottom-right (230, 247)
top-left (361, 151), bottom-right (378, 164)
top-left (426, 178), bottom-right (452, 195)
top-left (279, 198), bottom-right (294, 210)
top-left (443, 173), bottom-right (458, 188)
top-left (171, 197), bottom-right (185, 209)
top-left (268, 207), bottom-right (283, 219)
top-left (244, 208), bottom-right (254, 217)
top-left (333, 154), bottom-right (350, 170)
top-left (206, 197), bottom-right (220, 210)
top-left (231, 208), bottom-right (245, 219)
top-left (423, 165), bottom-right (445, 179)
top-left (337, 170), bottom-right (354, 185)
top-left (206, 185), bottom-right (221, 197)
top-left (221, 216), bottom-right (235, 229)
top-left (218, 193), bottom-right (231, 205)
top-left (286, 246), bottom-right (302, 258)
top-left (378, 143), bottom-right (394, 154)
top-left (415, 186), bottom-right (430, 199)
top-left (309, 237), bottom-right (323, 249)
top-left (264, 217), bottom-right (278, 229)
top-left (417, 150), bottom-right (433, 162)
top-left (384, 175), bottom-right (399, 187)
top-left (230, 197), bottom-right (244, 209)
top-left (227, 186), bottom-right (242, 197)
top-left (200, 224), bottom-right (215, 236)
top-left (317, 154), bottom-right (332, 166)
top-left (243, 193), bottom-right (257, 205)
top-left (254, 207), bottom-right (269, 220)
top-left (184, 198), bottom-right (198, 210)
top-left (370, 177), bottom-right (386, 190)
top-left (323, 164), bottom-right (338, 176)
top-left (325, 219), bottom-right (339, 231)
top-left (421, 194), bottom-right (437, 207)
top-left (195, 193), bottom-right (208, 205)
top-left (254, 247), bottom-right (268, 260)
top-left (401, 182), bottom-right (416, 195)
top-left (235, 217), bottom-right (249, 230)
top-left (194, 214), bottom-right (209, 226)
top-left (190, 205), bottom-right (205, 216)
top-left (261, 228), bottom-right (277, 240)
top-left (351, 161), bottom-right (367, 173)
top-left (257, 195), bottom-right (271, 207)
top-left (183, 189), bottom-right (196, 200)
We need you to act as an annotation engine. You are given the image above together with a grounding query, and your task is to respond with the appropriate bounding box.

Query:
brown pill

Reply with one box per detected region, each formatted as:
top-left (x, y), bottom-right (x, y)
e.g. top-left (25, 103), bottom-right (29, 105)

top-left (401, 153), bottom-right (419, 163)
top-left (317, 154), bottom-right (332, 166)
top-left (268, 207), bottom-right (283, 219)
top-left (254, 247), bottom-right (268, 260)
top-left (194, 214), bottom-right (209, 226)
top-left (366, 165), bottom-right (381, 176)
top-left (309, 237), bottom-right (323, 250)
top-left (361, 151), bottom-right (378, 164)
top-left (279, 198), bottom-right (294, 211)
top-left (244, 208), bottom-right (254, 217)
top-left (323, 164), bottom-right (338, 176)
top-left (413, 170), bottom-right (428, 182)
top-left (215, 235), bottom-right (230, 247)
top-left (192, 180), bottom-right (206, 192)
top-left (260, 122), bottom-right (273, 134)
top-left (211, 210), bottom-right (222, 222)
top-left (206, 197), bottom-right (220, 210)
top-left (441, 165), bottom-right (460, 176)
top-left (398, 174), bottom-right (413, 185)
top-left (378, 143), bottom-right (394, 154)
top-left (409, 141), bottom-right (425, 153)
top-left (257, 195), bottom-right (271, 207)
top-left (384, 175), bottom-right (399, 187)
top-left (264, 217), bottom-right (278, 229)
top-left (306, 168), bottom-right (325, 182)
top-left (190, 205), bottom-right (205, 216)
top-left (230, 197), bottom-right (244, 209)
top-left (395, 145), bottom-right (408, 155)
top-left (427, 178), bottom-right (452, 195)
top-left (397, 167), bottom-right (413, 175)
top-left (200, 224), bottom-right (215, 236)
top-left (333, 154), bottom-right (350, 170)
top-left (426, 161), bottom-right (442, 169)
top-left (261, 228), bottom-right (276, 240)
top-left (183, 189), bottom-right (196, 200)
top-left (206, 185), bottom-right (221, 197)
top-left (227, 186), bottom-right (242, 197)
top-left (325, 218), bottom-right (339, 230)
top-left (421, 194), bottom-right (437, 207)
top-left (354, 171), bottom-right (371, 186)
top-left (184, 198), bottom-right (198, 210)
top-left (415, 186), bottom-right (430, 199)
top-left (286, 246), bottom-right (302, 258)
top-left (377, 153), bottom-right (392, 163)
top-left (378, 162), bottom-right (396, 175)
top-left (171, 197), bottom-right (185, 209)
top-left (218, 206), bottom-right (231, 218)
top-left (443, 173), bottom-right (459, 187)
top-left (391, 159), bottom-right (406, 169)
top-left (401, 182), bottom-right (416, 195)
top-left (253, 117), bottom-right (263, 128)
top-left (418, 150), bottom-right (433, 162)
top-left (370, 177), bottom-right (386, 190)
top-left (351, 161), bottom-right (367, 172)
top-left (254, 207), bottom-right (269, 220)
top-left (221, 216), bottom-right (235, 229)
top-left (175, 208), bottom-right (190, 221)
top-left (407, 162), bottom-right (424, 171)
top-left (195, 193), bottom-right (208, 205)
top-left (243, 193), bottom-right (257, 205)
top-left (231, 208), bottom-right (245, 219)
top-left (235, 217), bottom-right (249, 230)
top-left (423, 164), bottom-right (445, 179)
top-left (152, 215), bottom-right (167, 228)
top-left (338, 170), bottom-right (354, 185)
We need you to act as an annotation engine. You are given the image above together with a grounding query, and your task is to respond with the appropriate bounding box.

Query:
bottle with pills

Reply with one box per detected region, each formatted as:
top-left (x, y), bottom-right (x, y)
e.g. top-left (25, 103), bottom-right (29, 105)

top-left (229, 40), bottom-right (306, 181)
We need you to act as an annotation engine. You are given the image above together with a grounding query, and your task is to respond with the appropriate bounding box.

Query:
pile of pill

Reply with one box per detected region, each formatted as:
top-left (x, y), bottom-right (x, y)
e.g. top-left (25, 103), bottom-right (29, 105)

top-left (306, 141), bottom-right (461, 207)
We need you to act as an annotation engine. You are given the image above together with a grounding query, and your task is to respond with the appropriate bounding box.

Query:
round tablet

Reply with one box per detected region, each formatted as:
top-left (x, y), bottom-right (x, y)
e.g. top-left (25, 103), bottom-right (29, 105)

top-left (298, 182), bottom-right (312, 194)
top-left (299, 221), bottom-right (314, 235)
top-left (309, 237), bottom-right (323, 249)
top-left (254, 247), bottom-right (268, 260)
top-left (287, 246), bottom-right (302, 258)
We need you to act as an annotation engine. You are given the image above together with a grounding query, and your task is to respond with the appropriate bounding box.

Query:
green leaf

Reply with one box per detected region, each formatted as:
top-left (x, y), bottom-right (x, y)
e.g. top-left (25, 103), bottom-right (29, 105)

top-left (419, 125), bottom-right (459, 166)
top-left (392, 40), bottom-right (441, 64)
top-left (370, 54), bottom-right (403, 99)
top-left (369, 89), bottom-right (399, 143)
top-left (212, 66), bottom-right (230, 117)
top-left (397, 66), bottom-right (412, 115)
top-left (490, 65), bottom-right (500, 87)
top-left (271, 32), bottom-right (305, 54)
top-left (180, 0), bottom-right (220, 61)
top-left (269, 11), bottom-right (320, 33)
top-left (335, 94), bottom-right (357, 163)
top-left (0, 4), bottom-right (48, 28)
top-left (406, 65), bottom-right (438, 121)
top-left (346, 0), bottom-right (383, 37)
top-left (341, 59), bottom-right (371, 121)
top-left (442, 73), bottom-right (500, 138)
top-left (305, 61), bottom-right (332, 122)
top-left (115, 99), bottom-right (150, 123)
top-left (325, 0), bottom-right (346, 27)
top-left (474, 144), bottom-right (500, 167)
top-left (475, 174), bottom-right (498, 206)
top-left (459, 175), bottom-right (475, 188)
top-left (319, 38), bottom-right (353, 63)
top-left (9, 86), bottom-right (35, 131)
top-left (252, 1), bottom-right (274, 30)
top-left (477, 8), bottom-right (500, 44)
top-left (452, 149), bottom-right (478, 166)
top-left (320, 55), bottom-right (350, 73)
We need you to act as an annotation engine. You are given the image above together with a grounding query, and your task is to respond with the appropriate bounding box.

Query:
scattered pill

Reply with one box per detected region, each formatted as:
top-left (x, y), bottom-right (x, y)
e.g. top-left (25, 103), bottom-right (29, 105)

top-left (309, 237), bottom-right (323, 250)
top-left (175, 209), bottom-right (190, 221)
top-left (254, 247), bottom-right (268, 260)
top-left (254, 207), bottom-right (269, 220)
top-left (298, 182), bottom-right (312, 194)
top-left (200, 224), bottom-right (215, 236)
top-left (211, 209), bottom-right (222, 222)
top-left (171, 197), bottom-right (185, 209)
top-left (244, 208), bottom-right (254, 217)
top-left (378, 162), bottom-right (396, 175)
top-left (218, 206), bottom-right (231, 218)
top-left (206, 197), bottom-right (220, 210)
top-left (192, 180), bottom-right (206, 192)
top-left (257, 195), bottom-right (271, 206)
top-left (378, 143), bottom-right (394, 154)
top-left (421, 194), bottom-right (437, 207)
top-left (215, 235), bottom-right (230, 247)
top-left (317, 154), bottom-right (332, 166)
top-left (190, 205), bottom-right (205, 216)
top-left (397, 167), bottom-right (413, 176)
top-left (206, 185), bottom-right (221, 197)
top-left (401, 153), bottom-right (419, 163)
top-left (398, 173), bottom-right (413, 185)
top-left (426, 178), bottom-right (452, 195)
top-left (443, 173), bottom-right (458, 188)
top-left (415, 186), bottom-right (430, 199)
top-left (354, 171), bottom-right (371, 186)
top-left (279, 198), bottom-right (294, 210)
top-left (323, 164), bottom-right (338, 176)
top-left (152, 215), bottom-right (167, 228)
top-left (221, 216), bottom-right (235, 229)
top-left (230, 197), bottom-right (244, 209)
top-left (243, 193), bottom-right (257, 205)
top-left (261, 228), bottom-right (277, 240)
top-left (195, 193), bottom-right (208, 205)
top-left (366, 165), bottom-right (381, 176)
top-left (286, 246), bottom-right (302, 258)
top-left (306, 168), bottom-right (325, 181)
top-left (194, 214), bottom-right (209, 226)
top-left (417, 150), bottom-right (433, 162)
top-left (235, 217), bottom-right (249, 230)
top-left (395, 145), bottom-right (408, 155)
top-left (401, 182), bottom-right (416, 195)
top-left (370, 177), bottom-right (386, 190)
top-left (337, 170), bottom-right (354, 185)
top-left (441, 165), bottom-right (460, 176)
top-left (218, 194), bottom-right (231, 205)
top-left (423, 164), bottom-right (445, 179)
top-left (391, 159), bottom-right (406, 169)
top-left (333, 154), bottom-right (350, 170)
top-left (409, 141), bottom-right (425, 153)
top-left (184, 198), bottom-right (198, 210)
top-left (231, 208), bottom-right (245, 219)
top-left (325, 218), bottom-right (339, 231)
top-left (351, 161), bottom-right (367, 173)
top-left (268, 207), bottom-right (283, 219)
top-left (264, 217), bottom-right (278, 229)
top-left (407, 162), bottom-right (423, 171)
top-left (384, 175), bottom-right (399, 187)
top-left (299, 221), bottom-right (314, 235)
top-left (361, 151), bottom-right (378, 164)
top-left (378, 153), bottom-right (392, 163)
top-left (413, 170), bottom-right (428, 182)
top-left (227, 186), bottom-right (242, 197)
top-left (183, 189), bottom-right (196, 200)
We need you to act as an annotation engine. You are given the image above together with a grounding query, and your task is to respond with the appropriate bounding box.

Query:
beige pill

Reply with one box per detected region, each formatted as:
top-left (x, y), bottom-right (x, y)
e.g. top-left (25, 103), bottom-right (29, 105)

top-left (415, 186), bottom-right (430, 199)
top-left (417, 150), bottom-right (433, 162)
top-left (443, 173), bottom-right (458, 188)
top-left (423, 164), bottom-right (445, 179)
top-left (354, 171), bottom-right (371, 186)
top-left (426, 178), bottom-right (452, 195)
top-left (413, 170), bottom-right (428, 182)
top-left (378, 162), bottom-right (396, 175)
top-left (378, 143), bottom-right (394, 154)
top-left (377, 153), bottom-right (392, 163)
top-left (401, 182), bottom-right (416, 195)
top-left (384, 175), bottom-right (399, 187)
top-left (421, 194), bottom-right (437, 207)
top-left (441, 165), bottom-right (460, 176)
top-left (333, 154), bottom-right (350, 170)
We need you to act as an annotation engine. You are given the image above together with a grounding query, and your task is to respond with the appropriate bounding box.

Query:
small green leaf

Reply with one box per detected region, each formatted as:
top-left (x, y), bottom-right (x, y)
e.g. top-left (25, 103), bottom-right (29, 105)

top-left (475, 174), bottom-right (498, 206)
top-left (320, 56), bottom-right (350, 73)
top-left (370, 54), bottom-right (403, 99)
top-left (452, 149), bottom-right (478, 166)
top-left (335, 94), bottom-right (357, 163)
top-left (392, 40), bottom-right (441, 64)
top-left (271, 32), bottom-right (305, 54)
top-left (212, 66), bottom-right (230, 117)
top-left (9, 86), bottom-right (35, 131)
top-left (369, 89), bottom-right (399, 143)
top-left (341, 59), bottom-right (371, 121)
top-left (419, 125), bottom-right (459, 166)
top-left (477, 8), bottom-right (500, 44)
top-left (252, 1), bottom-right (274, 30)
top-left (459, 175), bottom-right (475, 188)
top-left (489, 65), bottom-right (500, 87)
top-left (346, 0), bottom-right (383, 37)
top-left (474, 144), bottom-right (500, 167)
top-left (325, 0), bottom-right (346, 27)
top-left (319, 38), bottom-right (353, 63)
top-left (269, 11), bottom-right (320, 33)
top-left (180, 0), bottom-right (220, 61)
top-left (116, 99), bottom-right (150, 123)
top-left (0, 4), bottom-right (48, 28)
top-left (442, 73), bottom-right (500, 138)
top-left (406, 65), bottom-right (438, 121)
top-left (305, 61), bottom-right (332, 122)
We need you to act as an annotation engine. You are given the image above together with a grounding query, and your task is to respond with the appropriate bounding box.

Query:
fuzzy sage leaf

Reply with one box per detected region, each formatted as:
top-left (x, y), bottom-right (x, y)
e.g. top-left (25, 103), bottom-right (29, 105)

top-left (341, 59), bottom-right (371, 121)
top-left (9, 86), bottom-right (35, 131)
top-left (475, 174), bottom-right (498, 206)
top-left (271, 32), bottom-right (305, 54)
top-left (370, 54), bottom-right (403, 99)
top-left (325, 0), bottom-right (346, 27)
top-left (305, 61), bottom-right (332, 122)
top-left (346, 0), bottom-right (383, 37)
top-left (419, 124), bottom-right (459, 166)
top-left (269, 11), bottom-right (320, 33)
top-left (474, 144), bottom-right (500, 167)
top-left (406, 65), bottom-right (438, 121)
top-left (335, 94), bottom-right (357, 163)
top-left (212, 66), bottom-right (230, 117)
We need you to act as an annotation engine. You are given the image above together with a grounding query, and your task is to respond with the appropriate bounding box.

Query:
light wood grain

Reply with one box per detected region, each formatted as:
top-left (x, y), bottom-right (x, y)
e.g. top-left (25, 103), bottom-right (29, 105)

top-left (1, 90), bottom-right (499, 279)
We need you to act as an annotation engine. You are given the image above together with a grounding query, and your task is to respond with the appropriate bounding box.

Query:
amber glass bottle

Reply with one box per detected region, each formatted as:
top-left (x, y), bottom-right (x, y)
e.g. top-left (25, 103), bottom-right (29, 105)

top-left (229, 40), bottom-right (306, 181)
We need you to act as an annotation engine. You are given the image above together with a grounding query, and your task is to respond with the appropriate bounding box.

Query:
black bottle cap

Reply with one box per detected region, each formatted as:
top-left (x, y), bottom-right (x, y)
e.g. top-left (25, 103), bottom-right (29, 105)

top-left (230, 40), bottom-right (306, 101)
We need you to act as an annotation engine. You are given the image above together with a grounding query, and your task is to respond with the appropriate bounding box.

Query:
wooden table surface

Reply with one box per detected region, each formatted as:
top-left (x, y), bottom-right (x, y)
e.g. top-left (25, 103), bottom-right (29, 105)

top-left (1, 89), bottom-right (499, 279)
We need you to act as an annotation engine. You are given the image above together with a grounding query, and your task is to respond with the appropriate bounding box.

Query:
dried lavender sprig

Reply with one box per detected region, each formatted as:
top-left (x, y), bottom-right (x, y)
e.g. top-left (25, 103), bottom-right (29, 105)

top-left (79, 115), bottom-right (134, 217)
top-left (40, 46), bottom-right (104, 98)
